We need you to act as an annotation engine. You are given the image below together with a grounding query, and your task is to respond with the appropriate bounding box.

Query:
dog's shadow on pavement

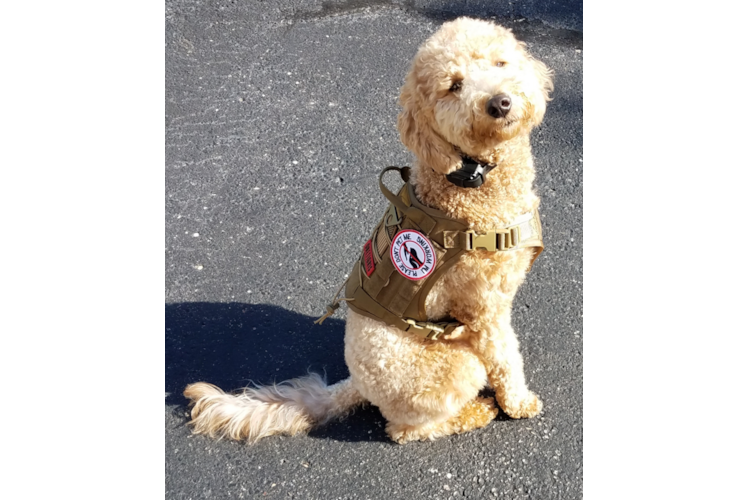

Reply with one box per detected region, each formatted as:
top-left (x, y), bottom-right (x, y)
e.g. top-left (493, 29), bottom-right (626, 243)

top-left (165, 302), bottom-right (389, 443)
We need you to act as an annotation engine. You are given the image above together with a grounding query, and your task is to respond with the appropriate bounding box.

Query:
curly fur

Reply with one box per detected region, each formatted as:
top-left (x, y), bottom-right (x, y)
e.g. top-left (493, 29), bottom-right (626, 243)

top-left (184, 17), bottom-right (553, 444)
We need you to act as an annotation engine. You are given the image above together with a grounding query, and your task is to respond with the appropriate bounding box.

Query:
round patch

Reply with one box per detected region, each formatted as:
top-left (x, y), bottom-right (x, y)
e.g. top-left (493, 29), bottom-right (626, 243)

top-left (390, 229), bottom-right (437, 281)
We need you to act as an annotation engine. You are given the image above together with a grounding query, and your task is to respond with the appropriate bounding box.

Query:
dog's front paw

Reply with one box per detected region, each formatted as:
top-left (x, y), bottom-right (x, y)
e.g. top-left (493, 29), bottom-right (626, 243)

top-left (501, 391), bottom-right (543, 419)
top-left (386, 422), bottom-right (427, 444)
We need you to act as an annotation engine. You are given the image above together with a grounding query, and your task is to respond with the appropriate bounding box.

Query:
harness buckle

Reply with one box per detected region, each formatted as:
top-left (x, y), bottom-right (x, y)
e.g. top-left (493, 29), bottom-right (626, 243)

top-left (498, 226), bottom-right (520, 250)
top-left (466, 226), bottom-right (521, 251)
top-left (405, 318), bottom-right (446, 340)
top-left (466, 231), bottom-right (498, 251)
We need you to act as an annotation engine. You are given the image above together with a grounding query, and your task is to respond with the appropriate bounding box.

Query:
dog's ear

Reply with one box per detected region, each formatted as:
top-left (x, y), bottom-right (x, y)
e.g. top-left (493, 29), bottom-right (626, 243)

top-left (527, 54), bottom-right (554, 126)
top-left (397, 74), bottom-right (461, 175)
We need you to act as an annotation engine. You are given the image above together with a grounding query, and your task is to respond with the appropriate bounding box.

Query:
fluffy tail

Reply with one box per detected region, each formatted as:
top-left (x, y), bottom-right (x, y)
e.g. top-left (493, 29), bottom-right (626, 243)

top-left (183, 374), bottom-right (365, 443)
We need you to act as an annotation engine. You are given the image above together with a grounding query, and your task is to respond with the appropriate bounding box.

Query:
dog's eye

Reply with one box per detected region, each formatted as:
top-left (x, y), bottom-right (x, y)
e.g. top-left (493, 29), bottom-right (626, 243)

top-left (497, 61), bottom-right (506, 67)
top-left (449, 80), bottom-right (462, 92)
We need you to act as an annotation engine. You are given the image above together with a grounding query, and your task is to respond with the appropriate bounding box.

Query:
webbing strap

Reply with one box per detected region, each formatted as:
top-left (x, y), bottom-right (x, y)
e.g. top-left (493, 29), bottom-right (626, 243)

top-left (378, 167), bottom-right (411, 213)
top-left (350, 289), bottom-right (460, 340)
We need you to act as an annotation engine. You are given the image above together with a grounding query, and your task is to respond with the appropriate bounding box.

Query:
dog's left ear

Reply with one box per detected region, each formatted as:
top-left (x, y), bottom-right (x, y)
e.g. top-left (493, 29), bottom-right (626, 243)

top-left (526, 52), bottom-right (554, 126)
top-left (519, 42), bottom-right (553, 127)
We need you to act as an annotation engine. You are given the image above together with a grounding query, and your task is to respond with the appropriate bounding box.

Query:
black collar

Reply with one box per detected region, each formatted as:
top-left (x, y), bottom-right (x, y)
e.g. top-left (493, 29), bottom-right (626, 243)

top-left (445, 155), bottom-right (496, 188)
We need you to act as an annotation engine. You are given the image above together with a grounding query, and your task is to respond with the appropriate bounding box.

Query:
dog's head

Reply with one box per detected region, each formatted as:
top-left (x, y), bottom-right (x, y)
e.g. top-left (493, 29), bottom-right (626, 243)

top-left (397, 18), bottom-right (553, 175)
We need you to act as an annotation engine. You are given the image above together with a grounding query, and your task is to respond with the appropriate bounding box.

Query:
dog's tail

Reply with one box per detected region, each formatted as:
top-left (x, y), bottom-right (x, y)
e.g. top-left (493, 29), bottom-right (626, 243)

top-left (183, 374), bottom-right (365, 443)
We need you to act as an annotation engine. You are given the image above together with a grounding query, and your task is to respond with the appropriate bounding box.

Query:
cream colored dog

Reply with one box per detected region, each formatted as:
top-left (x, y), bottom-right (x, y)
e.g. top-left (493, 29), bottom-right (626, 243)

top-left (184, 17), bottom-right (553, 444)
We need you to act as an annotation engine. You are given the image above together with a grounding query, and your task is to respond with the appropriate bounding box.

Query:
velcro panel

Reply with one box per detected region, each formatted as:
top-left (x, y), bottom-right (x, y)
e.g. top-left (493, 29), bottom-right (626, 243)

top-left (376, 275), bottom-right (426, 316)
top-left (362, 255), bottom-right (395, 298)
top-left (347, 286), bottom-right (407, 332)
top-left (375, 223), bottom-right (390, 257)
top-left (403, 207), bottom-right (436, 234)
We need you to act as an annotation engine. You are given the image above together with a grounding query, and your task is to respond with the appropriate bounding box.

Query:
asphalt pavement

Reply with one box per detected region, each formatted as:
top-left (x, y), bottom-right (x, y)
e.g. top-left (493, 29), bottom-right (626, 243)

top-left (166, 1), bottom-right (582, 498)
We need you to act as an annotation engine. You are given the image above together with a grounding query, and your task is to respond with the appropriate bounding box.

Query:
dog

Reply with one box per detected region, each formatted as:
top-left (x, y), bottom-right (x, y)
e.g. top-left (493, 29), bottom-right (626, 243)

top-left (184, 17), bottom-right (553, 444)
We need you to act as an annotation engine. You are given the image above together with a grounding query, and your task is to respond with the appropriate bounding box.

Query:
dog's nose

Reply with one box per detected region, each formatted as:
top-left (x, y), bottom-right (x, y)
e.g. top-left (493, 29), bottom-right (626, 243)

top-left (486, 94), bottom-right (512, 118)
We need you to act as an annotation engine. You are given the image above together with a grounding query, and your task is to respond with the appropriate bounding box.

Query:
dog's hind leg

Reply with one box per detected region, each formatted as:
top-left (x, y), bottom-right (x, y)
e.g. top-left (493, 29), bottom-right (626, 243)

top-left (385, 397), bottom-right (498, 444)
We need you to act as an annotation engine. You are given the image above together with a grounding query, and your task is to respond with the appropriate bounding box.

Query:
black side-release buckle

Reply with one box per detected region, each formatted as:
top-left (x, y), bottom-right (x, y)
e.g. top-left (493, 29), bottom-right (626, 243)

top-left (445, 160), bottom-right (488, 188)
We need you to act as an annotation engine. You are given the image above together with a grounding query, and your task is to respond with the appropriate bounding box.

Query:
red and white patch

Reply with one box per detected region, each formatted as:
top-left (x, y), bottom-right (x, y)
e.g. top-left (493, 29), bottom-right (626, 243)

top-left (390, 230), bottom-right (437, 281)
top-left (362, 239), bottom-right (375, 277)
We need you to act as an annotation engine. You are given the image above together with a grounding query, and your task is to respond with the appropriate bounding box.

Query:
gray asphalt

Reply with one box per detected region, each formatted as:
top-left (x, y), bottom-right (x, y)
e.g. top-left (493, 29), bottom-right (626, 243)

top-left (166, 1), bottom-right (582, 498)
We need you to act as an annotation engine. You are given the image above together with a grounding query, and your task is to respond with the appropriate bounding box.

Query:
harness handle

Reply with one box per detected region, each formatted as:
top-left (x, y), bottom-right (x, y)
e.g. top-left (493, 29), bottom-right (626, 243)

top-left (378, 166), bottom-right (411, 213)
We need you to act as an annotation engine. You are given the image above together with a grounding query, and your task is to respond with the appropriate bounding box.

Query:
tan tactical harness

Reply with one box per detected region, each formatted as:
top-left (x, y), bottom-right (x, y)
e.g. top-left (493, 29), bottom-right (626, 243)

top-left (315, 166), bottom-right (544, 340)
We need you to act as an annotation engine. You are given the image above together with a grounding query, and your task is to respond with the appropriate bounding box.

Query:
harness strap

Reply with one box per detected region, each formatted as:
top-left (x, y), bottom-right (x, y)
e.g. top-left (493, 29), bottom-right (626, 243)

top-left (378, 166), bottom-right (410, 213)
top-left (347, 278), bottom-right (461, 340)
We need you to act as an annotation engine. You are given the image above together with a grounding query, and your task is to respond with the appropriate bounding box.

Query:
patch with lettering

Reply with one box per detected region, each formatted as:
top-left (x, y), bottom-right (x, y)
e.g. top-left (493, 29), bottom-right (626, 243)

top-left (362, 239), bottom-right (375, 277)
top-left (390, 230), bottom-right (437, 281)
